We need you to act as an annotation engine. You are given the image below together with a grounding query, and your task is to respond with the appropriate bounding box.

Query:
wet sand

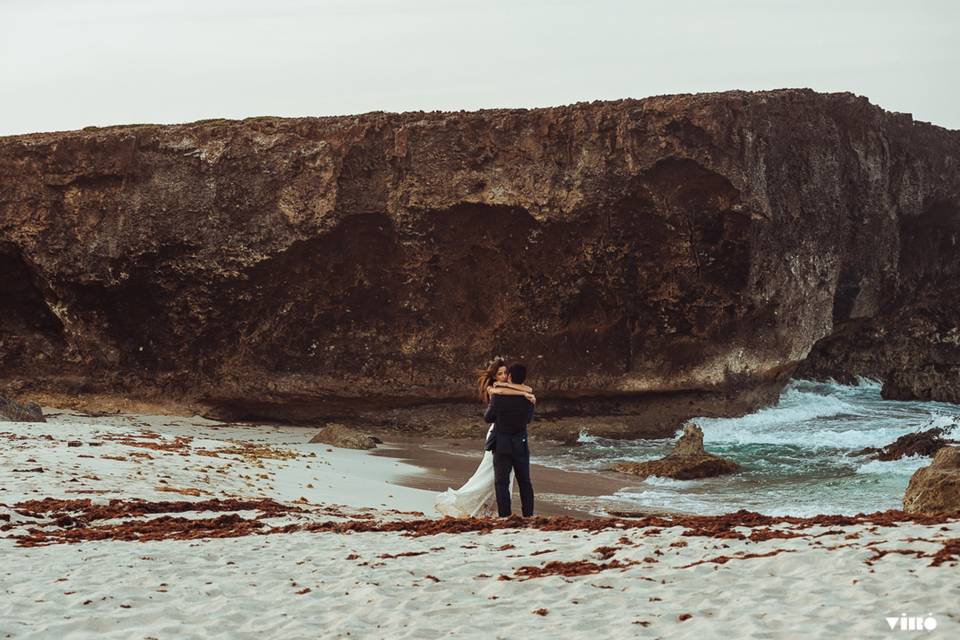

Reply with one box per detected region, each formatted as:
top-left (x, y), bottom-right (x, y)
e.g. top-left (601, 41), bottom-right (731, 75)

top-left (373, 435), bottom-right (667, 518)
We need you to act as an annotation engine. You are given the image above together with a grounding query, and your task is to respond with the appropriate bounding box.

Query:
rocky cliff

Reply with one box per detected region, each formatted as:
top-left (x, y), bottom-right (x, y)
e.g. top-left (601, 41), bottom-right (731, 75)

top-left (1, 89), bottom-right (958, 436)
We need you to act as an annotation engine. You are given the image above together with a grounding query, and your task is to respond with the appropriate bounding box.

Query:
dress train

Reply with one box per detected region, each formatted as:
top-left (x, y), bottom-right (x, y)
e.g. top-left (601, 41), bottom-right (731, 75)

top-left (434, 425), bottom-right (514, 517)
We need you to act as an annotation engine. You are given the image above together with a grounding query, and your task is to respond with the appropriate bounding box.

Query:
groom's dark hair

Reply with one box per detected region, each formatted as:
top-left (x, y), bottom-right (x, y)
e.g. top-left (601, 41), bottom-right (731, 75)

top-left (508, 362), bottom-right (528, 384)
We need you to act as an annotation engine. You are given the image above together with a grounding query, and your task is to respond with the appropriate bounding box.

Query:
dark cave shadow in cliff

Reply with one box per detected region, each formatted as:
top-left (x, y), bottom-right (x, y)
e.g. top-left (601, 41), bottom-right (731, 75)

top-left (898, 200), bottom-right (960, 300)
top-left (217, 205), bottom-right (553, 385)
top-left (0, 242), bottom-right (65, 375)
top-left (615, 157), bottom-right (757, 381)
top-left (65, 243), bottom-right (201, 373)
top-left (206, 166), bottom-right (769, 424)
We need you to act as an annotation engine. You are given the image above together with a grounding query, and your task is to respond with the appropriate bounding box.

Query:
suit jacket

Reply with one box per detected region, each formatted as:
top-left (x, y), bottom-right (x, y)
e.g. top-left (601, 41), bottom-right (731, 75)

top-left (483, 394), bottom-right (534, 452)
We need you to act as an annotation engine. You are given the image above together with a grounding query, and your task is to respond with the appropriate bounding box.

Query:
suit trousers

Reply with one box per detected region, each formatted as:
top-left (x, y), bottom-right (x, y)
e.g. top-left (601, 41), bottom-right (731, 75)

top-left (493, 434), bottom-right (534, 517)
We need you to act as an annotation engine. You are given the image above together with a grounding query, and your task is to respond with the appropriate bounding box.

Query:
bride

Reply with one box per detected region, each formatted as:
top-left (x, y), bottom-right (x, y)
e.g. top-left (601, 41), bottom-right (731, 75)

top-left (435, 358), bottom-right (536, 517)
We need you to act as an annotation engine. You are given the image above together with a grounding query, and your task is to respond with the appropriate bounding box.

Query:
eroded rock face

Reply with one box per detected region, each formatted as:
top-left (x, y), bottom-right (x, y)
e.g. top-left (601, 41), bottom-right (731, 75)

top-left (1, 89), bottom-right (959, 434)
top-left (795, 198), bottom-right (960, 401)
top-left (613, 423), bottom-right (740, 479)
top-left (797, 286), bottom-right (960, 403)
top-left (903, 446), bottom-right (960, 515)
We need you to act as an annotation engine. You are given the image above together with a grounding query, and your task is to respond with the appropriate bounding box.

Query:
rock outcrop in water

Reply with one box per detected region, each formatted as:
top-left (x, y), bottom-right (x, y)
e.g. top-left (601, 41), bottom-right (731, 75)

top-left (613, 423), bottom-right (740, 479)
top-left (849, 426), bottom-right (958, 462)
top-left (1, 89), bottom-right (959, 435)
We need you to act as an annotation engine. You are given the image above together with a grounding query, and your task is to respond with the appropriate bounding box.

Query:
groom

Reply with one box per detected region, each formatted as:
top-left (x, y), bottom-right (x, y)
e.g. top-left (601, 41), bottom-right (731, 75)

top-left (483, 362), bottom-right (535, 517)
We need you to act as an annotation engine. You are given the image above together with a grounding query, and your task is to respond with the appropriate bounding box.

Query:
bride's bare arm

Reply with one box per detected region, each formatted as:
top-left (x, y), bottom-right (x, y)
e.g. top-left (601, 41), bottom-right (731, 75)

top-left (491, 382), bottom-right (533, 393)
top-left (488, 384), bottom-right (536, 405)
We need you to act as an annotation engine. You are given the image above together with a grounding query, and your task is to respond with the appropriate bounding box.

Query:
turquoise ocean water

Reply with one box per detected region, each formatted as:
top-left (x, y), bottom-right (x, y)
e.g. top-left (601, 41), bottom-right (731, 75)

top-left (532, 379), bottom-right (959, 517)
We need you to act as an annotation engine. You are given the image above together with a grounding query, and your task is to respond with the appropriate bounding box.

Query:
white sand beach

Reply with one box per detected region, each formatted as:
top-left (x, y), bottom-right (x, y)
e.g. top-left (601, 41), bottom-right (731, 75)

top-left (2, 412), bottom-right (959, 639)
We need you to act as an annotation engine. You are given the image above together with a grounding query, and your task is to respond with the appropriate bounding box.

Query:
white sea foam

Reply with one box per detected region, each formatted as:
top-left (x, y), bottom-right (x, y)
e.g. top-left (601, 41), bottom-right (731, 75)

top-left (642, 475), bottom-right (693, 486)
top-left (854, 454), bottom-right (930, 476)
top-left (791, 377), bottom-right (882, 395)
top-left (700, 424), bottom-right (911, 449)
top-left (608, 488), bottom-right (713, 513)
top-left (576, 430), bottom-right (598, 444)
top-left (756, 504), bottom-right (848, 518)
top-left (698, 388), bottom-right (859, 437)
top-left (852, 376), bottom-right (883, 391)
top-left (924, 413), bottom-right (960, 432)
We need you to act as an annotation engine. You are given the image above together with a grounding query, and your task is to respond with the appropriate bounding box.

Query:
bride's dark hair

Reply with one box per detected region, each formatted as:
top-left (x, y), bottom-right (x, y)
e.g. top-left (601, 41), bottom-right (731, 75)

top-left (476, 357), bottom-right (507, 403)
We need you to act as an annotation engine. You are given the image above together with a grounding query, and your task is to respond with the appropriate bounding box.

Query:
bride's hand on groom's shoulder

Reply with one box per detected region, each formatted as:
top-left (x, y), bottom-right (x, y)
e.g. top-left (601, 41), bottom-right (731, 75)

top-left (524, 392), bottom-right (536, 405)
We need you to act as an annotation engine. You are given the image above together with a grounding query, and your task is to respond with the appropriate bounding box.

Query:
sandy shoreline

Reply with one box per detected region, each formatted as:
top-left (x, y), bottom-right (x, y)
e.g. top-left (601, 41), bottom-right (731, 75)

top-left (372, 435), bottom-right (663, 518)
top-left (3, 410), bottom-right (959, 639)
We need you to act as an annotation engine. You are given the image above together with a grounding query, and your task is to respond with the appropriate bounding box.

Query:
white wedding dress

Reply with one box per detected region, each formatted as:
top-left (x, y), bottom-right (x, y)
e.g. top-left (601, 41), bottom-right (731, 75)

top-left (435, 424), bottom-right (514, 517)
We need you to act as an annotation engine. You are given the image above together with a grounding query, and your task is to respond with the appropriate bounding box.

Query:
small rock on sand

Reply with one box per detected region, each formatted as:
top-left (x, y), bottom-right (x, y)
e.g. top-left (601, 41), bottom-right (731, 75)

top-left (309, 423), bottom-right (382, 450)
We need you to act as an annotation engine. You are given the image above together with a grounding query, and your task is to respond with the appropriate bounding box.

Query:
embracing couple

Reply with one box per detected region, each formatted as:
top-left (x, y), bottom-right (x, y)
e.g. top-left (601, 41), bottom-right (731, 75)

top-left (435, 359), bottom-right (537, 518)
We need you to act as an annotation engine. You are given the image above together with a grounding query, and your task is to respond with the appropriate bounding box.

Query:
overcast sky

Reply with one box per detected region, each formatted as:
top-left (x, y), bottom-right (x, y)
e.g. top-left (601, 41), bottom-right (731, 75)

top-left (1, 0), bottom-right (957, 136)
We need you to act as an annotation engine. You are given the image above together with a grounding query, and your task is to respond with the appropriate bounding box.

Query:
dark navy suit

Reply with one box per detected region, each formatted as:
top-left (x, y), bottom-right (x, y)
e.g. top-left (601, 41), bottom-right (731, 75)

top-left (483, 394), bottom-right (535, 517)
